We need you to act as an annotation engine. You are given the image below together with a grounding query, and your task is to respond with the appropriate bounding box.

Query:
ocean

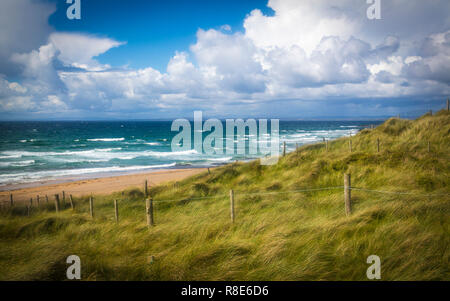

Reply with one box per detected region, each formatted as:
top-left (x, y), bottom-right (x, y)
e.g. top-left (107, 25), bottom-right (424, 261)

top-left (0, 120), bottom-right (381, 188)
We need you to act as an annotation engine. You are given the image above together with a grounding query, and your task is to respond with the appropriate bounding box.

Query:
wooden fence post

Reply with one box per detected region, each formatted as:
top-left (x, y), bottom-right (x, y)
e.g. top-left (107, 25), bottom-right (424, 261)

top-left (146, 198), bottom-right (154, 227)
top-left (62, 191), bottom-right (65, 204)
top-left (89, 196), bottom-right (94, 218)
top-left (45, 195), bottom-right (48, 204)
top-left (230, 189), bottom-right (235, 223)
top-left (326, 140), bottom-right (328, 152)
top-left (377, 138), bottom-right (380, 153)
top-left (54, 194), bottom-right (60, 213)
top-left (208, 168), bottom-right (211, 175)
top-left (36, 195), bottom-right (40, 206)
top-left (144, 180), bottom-right (148, 198)
top-left (10, 194), bottom-right (13, 207)
top-left (69, 195), bottom-right (74, 210)
top-left (349, 140), bottom-right (352, 152)
top-left (29, 198), bottom-right (33, 208)
top-left (283, 141), bottom-right (286, 157)
top-left (114, 200), bottom-right (119, 223)
top-left (344, 174), bottom-right (352, 216)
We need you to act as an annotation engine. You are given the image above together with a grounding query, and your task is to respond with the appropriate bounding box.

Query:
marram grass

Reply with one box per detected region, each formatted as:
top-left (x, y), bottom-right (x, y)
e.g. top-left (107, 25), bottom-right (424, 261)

top-left (0, 111), bottom-right (449, 280)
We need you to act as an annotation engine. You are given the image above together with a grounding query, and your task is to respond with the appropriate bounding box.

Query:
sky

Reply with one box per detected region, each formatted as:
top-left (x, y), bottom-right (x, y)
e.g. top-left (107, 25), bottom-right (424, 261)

top-left (0, 0), bottom-right (449, 120)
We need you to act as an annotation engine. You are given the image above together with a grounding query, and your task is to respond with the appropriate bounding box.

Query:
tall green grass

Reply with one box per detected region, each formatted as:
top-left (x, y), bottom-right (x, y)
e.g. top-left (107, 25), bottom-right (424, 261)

top-left (0, 111), bottom-right (449, 280)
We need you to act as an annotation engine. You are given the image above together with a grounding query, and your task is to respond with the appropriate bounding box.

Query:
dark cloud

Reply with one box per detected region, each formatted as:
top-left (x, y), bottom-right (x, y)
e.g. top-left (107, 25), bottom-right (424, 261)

top-left (0, 0), bottom-right (55, 77)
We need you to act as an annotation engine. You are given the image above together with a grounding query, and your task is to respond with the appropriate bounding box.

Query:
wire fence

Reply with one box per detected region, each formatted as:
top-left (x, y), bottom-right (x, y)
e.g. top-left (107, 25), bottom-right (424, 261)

top-left (1, 182), bottom-right (449, 217)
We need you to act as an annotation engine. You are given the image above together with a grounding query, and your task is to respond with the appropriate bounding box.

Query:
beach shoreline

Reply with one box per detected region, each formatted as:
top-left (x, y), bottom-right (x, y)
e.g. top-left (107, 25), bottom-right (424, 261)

top-left (0, 168), bottom-right (208, 204)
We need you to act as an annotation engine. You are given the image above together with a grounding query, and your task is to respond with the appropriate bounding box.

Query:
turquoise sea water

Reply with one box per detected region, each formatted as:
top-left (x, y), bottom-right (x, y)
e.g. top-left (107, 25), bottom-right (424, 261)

top-left (0, 120), bottom-right (381, 187)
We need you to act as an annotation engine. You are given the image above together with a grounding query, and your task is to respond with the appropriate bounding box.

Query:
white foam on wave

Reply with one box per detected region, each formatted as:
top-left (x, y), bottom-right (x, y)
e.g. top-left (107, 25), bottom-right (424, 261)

top-left (87, 138), bottom-right (125, 142)
top-left (0, 160), bottom-right (35, 167)
top-left (0, 154), bottom-right (22, 159)
top-left (0, 163), bottom-right (177, 186)
top-left (0, 148), bottom-right (201, 165)
top-left (0, 148), bottom-right (122, 158)
top-left (145, 149), bottom-right (198, 157)
top-left (208, 157), bottom-right (232, 162)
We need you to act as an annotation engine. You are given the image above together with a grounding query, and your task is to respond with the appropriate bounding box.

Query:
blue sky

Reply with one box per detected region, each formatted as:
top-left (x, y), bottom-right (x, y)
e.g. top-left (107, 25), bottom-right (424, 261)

top-left (48, 0), bottom-right (274, 72)
top-left (0, 0), bottom-right (449, 120)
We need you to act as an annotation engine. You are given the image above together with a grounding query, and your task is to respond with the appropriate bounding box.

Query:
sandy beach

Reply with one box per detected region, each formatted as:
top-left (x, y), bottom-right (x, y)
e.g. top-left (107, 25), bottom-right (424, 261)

top-left (0, 168), bottom-right (207, 205)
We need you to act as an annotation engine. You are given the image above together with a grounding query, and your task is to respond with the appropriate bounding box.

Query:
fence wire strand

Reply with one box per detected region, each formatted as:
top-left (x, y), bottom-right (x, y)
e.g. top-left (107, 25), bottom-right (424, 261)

top-left (152, 186), bottom-right (345, 203)
top-left (350, 187), bottom-right (450, 197)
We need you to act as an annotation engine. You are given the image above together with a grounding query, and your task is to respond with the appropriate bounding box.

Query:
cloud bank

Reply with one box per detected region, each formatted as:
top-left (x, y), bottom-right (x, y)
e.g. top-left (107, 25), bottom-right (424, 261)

top-left (0, 0), bottom-right (449, 119)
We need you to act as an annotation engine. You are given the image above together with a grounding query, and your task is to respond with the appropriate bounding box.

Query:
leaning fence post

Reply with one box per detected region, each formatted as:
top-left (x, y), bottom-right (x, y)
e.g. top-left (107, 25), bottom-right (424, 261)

top-left (344, 174), bottom-right (352, 216)
top-left (146, 198), bottom-right (154, 227)
top-left (54, 194), bottom-right (60, 213)
top-left (10, 194), bottom-right (13, 206)
top-left (349, 139), bottom-right (352, 152)
top-left (29, 198), bottom-right (33, 208)
top-left (377, 138), bottom-right (380, 153)
top-left (283, 141), bottom-right (286, 157)
top-left (114, 199), bottom-right (119, 223)
top-left (69, 194), bottom-right (74, 210)
top-left (230, 189), bottom-right (235, 223)
top-left (36, 195), bottom-right (40, 206)
top-left (45, 195), bottom-right (49, 204)
top-left (89, 195), bottom-right (94, 218)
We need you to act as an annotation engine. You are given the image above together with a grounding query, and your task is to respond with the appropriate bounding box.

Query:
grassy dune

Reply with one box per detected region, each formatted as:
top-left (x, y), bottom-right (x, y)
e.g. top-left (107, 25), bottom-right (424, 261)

top-left (0, 111), bottom-right (449, 280)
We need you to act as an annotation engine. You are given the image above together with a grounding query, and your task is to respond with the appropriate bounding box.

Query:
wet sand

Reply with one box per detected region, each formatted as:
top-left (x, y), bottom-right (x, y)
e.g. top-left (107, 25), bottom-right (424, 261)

top-left (0, 168), bottom-right (207, 204)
